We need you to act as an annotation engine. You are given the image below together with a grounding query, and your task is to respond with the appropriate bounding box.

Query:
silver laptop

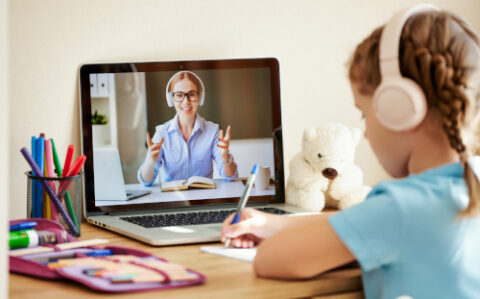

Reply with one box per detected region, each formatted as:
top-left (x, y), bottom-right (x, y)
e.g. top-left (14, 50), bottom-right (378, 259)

top-left (79, 58), bottom-right (313, 246)
top-left (93, 147), bottom-right (151, 201)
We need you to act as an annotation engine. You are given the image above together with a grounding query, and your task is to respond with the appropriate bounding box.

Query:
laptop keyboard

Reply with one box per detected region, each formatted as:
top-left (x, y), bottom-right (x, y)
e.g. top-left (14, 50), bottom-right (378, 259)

top-left (120, 207), bottom-right (289, 228)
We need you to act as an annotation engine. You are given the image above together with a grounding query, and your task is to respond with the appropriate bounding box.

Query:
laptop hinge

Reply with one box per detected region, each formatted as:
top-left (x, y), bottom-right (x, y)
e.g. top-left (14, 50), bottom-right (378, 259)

top-left (86, 211), bottom-right (107, 217)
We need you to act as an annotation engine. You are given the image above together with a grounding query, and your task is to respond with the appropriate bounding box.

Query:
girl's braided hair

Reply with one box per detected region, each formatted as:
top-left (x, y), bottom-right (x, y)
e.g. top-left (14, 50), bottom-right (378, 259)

top-left (349, 10), bottom-right (480, 218)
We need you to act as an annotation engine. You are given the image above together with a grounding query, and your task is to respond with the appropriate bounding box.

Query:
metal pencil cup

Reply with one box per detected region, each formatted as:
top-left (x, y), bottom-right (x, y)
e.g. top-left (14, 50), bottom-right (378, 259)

top-left (26, 171), bottom-right (82, 237)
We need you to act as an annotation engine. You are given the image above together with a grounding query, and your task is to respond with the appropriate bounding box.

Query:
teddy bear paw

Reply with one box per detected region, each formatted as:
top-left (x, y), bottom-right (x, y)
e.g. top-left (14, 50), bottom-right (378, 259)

top-left (337, 185), bottom-right (371, 210)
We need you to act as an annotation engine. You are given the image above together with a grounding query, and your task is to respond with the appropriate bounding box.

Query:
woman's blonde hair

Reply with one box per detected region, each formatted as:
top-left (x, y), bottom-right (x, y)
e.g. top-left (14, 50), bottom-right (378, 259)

top-left (349, 10), bottom-right (480, 218)
top-left (168, 71), bottom-right (204, 95)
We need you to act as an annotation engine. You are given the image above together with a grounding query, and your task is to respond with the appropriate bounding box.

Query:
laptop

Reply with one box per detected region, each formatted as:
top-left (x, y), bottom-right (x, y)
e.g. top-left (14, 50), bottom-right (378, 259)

top-left (79, 58), bottom-right (313, 246)
top-left (93, 147), bottom-right (151, 201)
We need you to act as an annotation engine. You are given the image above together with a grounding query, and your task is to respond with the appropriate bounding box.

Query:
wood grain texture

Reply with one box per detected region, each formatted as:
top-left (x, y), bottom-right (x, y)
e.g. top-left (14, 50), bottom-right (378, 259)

top-left (9, 222), bottom-right (362, 298)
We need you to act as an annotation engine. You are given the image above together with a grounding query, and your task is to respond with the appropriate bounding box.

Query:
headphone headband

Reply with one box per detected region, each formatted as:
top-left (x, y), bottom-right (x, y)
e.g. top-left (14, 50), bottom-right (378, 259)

top-left (379, 4), bottom-right (440, 78)
top-left (165, 71), bottom-right (205, 107)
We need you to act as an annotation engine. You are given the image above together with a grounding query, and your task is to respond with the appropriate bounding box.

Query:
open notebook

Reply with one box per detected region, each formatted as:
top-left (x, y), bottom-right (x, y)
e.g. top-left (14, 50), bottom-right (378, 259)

top-left (200, 246), bottom-right (257, 262)
top-left (161, 176), bottom-right (216, 192)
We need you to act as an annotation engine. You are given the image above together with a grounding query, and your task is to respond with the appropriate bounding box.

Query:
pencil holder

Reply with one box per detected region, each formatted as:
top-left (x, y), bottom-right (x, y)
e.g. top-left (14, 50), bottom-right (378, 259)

top-left (26, 172), bottom-right (83, 237)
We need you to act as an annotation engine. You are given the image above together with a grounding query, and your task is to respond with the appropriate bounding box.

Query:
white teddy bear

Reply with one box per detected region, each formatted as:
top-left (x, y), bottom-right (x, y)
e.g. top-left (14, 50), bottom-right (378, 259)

top-left (286, 123), bottom-right (371, 211)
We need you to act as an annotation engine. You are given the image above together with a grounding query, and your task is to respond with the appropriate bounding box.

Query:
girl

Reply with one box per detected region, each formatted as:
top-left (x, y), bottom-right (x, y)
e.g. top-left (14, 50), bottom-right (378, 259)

top-left (221, 6), bottom-right (480, 299)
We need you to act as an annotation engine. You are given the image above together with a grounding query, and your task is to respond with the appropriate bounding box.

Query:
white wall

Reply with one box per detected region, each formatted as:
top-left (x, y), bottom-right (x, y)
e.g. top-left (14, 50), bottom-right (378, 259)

top-left (8, 0), bottom-right (480, 219)
top-left (1, 0), bottom-right (8, 295)
top-left (214, 138), bottom-right (274, 179)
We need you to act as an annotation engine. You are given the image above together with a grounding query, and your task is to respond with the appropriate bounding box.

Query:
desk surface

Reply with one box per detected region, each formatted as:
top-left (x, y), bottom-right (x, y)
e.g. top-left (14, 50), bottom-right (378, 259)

top-left (9, 223), bottom-right (363, 299)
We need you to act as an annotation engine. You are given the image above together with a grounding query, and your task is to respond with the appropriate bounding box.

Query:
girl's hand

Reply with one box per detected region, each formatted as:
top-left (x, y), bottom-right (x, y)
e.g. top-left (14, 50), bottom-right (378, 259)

top-left (221, 208), bottom-right (285, 248)
top-left (146, 132), bottom-right (164, 165)
top-left (217, 125), bottom-right (231, 161)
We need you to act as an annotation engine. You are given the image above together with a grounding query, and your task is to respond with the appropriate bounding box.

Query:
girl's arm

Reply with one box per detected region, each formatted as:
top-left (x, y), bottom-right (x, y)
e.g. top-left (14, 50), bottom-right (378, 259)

top-left (222, 208), bottom-right (355, 279)
top-left (254, 213), bottom-right (355, 279)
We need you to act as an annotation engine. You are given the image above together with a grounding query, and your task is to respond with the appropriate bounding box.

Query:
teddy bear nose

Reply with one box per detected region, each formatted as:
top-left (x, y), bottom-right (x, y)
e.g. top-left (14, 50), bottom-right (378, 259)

top-left (322, 168), bottom-right (338, 180)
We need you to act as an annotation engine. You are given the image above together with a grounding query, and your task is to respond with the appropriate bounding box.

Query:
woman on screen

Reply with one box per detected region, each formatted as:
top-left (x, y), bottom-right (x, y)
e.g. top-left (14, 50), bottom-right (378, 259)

top-left (137, 70), bottom-right (238, 186)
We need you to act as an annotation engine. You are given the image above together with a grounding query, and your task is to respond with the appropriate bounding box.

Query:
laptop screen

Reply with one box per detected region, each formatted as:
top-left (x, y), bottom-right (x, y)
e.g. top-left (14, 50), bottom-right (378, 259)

top-left (79, 58), bottom-right (284, 215)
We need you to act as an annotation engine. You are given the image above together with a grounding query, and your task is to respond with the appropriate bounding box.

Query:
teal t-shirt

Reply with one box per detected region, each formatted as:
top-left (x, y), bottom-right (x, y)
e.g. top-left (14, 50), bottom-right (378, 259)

top-left (329, 159), bottom-right (480, 299)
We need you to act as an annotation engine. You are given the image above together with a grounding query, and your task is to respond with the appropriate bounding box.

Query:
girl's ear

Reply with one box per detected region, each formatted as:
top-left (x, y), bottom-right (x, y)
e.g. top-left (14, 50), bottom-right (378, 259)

top-left (351, 128), bottom-right (361, 147)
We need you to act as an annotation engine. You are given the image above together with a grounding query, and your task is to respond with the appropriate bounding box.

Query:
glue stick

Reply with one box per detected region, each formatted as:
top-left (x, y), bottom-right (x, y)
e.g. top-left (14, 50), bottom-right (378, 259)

top-left (9, 229), bottom-right (58, 249)
top-left (9, 229), bottom-right (39, 249)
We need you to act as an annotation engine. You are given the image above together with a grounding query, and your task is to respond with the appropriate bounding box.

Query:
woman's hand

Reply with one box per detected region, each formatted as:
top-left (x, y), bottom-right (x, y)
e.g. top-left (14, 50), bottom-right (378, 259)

top-left (146, 132), bottom-right (164, 165)
top-left (217, 125), bottom-right (231, 161)
top-left (221, 208), bottom-right (286, 248)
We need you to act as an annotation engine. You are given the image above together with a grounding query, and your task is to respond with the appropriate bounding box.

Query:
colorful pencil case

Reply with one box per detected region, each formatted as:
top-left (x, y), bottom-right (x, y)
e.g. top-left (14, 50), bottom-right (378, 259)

top-left (9, 219), bottom-right (206, 293)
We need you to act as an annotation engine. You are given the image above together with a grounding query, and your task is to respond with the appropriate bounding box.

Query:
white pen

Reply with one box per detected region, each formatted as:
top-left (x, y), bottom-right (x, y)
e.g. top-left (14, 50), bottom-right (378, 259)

top-left (224, 164), bottom-right (259, 248)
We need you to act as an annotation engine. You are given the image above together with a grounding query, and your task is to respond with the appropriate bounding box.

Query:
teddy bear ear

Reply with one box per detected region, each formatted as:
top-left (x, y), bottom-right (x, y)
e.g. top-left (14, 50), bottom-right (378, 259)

top-left (303, 127), bottom-right (317, 141)
top-left (351, 128), bottom-right (361, 147)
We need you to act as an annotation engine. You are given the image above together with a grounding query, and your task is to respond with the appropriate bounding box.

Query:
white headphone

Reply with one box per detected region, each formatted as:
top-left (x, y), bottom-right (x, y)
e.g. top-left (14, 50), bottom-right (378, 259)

top-left (373, 4), bottom-right (439, 131)
top-left (165, 70), bottom-right (205, 107)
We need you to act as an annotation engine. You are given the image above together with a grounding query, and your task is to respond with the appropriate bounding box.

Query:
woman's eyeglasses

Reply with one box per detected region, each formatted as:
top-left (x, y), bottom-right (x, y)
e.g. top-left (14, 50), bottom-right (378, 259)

top-left (171, 91), bottom-right (199, 102)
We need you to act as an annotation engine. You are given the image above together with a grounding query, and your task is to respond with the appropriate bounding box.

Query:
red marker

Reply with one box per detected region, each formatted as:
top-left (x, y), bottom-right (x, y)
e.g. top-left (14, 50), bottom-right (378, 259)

top-left (62, 145), bottom-right (75, 177)
top-left (67, 155), bottom-right (87, 177)
top-left (58, 155), bottom-right (86, 197)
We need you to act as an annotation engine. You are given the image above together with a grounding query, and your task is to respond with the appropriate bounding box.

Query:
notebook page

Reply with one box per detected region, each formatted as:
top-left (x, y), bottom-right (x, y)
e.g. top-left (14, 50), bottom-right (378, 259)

top-left (186, 176), bottom-right (214, 185)
top-left (200, 246), bottom-right (257, 262)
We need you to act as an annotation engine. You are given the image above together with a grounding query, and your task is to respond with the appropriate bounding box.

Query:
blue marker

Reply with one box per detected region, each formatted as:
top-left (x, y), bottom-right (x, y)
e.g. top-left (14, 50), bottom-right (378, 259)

top-left (225, 164), bottom-right (259, 248)
top-left (31, 136), bottom-right (37, 217)
top-left (35, 137), bottom-right (45, 218)
top-left (10, 221), bottom-right (37, 232)
top-left (85, 249), bottom-right (114, 257)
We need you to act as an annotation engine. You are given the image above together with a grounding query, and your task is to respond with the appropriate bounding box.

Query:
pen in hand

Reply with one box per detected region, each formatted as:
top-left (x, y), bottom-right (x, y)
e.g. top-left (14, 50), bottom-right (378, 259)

top-left (225, 163), bottom-right (259, 248)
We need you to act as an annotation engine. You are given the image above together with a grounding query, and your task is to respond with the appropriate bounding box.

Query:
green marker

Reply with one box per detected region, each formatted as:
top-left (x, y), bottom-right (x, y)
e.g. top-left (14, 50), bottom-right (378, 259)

top-left (51, 139), bottom-right (79, 231)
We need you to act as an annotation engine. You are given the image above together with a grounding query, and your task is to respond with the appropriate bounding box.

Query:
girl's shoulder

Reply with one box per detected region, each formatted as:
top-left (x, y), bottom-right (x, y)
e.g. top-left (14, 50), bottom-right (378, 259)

top-left (371, 162), bottom-right (464, 196)
top-left (368, 164), bottom-right (466, 213)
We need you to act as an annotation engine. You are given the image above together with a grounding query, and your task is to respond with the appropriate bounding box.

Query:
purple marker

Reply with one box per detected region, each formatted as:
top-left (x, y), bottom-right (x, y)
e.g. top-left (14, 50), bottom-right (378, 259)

top-left (20, 147), bottom-right (79, 236)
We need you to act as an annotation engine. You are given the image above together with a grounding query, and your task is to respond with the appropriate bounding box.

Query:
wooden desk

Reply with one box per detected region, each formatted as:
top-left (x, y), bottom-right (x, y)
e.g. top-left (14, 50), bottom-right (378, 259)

top-left (9, 223), bottom-right (363, 299)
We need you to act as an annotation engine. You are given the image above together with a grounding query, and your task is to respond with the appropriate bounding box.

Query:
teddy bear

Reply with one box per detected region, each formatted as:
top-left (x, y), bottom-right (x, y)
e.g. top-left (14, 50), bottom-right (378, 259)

top-left (286, 123), bottom-right (371, 211)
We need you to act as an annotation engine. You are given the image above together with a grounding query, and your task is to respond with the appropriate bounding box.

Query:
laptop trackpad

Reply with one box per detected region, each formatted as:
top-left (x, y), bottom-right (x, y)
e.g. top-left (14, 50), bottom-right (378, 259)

top-left (161, 225), bottom-right (222, 234)
top-left (207, 225), bottom-right (222, 233)
top-left (161, 227), bottom-right (197, 234)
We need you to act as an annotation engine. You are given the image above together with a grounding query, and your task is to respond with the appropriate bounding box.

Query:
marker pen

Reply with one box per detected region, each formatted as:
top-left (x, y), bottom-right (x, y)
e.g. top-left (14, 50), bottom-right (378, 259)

top-left (9, 221), bottom-right (37, 232)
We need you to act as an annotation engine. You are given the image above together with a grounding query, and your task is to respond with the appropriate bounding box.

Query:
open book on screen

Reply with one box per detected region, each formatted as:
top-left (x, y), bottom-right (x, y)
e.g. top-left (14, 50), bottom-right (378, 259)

top-left (161, 176), bottom-right (216, 192)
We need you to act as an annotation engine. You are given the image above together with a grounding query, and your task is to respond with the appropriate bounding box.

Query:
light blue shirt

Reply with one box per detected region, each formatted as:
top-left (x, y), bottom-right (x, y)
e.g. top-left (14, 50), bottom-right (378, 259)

top-left (329, 158), bottom-right (480, 299)
top-left (138, 114), bottom-right (238, 186)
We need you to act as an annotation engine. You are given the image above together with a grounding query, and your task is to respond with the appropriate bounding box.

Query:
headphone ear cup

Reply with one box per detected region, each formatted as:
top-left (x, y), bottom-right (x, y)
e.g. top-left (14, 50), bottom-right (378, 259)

top-left (199, 92), bottom-right (204, 106)
top-left (166, 92), bottom-right (174, 107)
top-left (165, 76), bottom-right (174, 107)
top-left (373, 78), bottom-right (427, 131)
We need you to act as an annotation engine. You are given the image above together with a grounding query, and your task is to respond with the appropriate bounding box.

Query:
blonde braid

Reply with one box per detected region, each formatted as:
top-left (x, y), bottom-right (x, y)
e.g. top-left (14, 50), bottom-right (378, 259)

top-left (400, 14), bottom-right (480, 218)
top-left (402, 42), bottom-right (469, 154)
